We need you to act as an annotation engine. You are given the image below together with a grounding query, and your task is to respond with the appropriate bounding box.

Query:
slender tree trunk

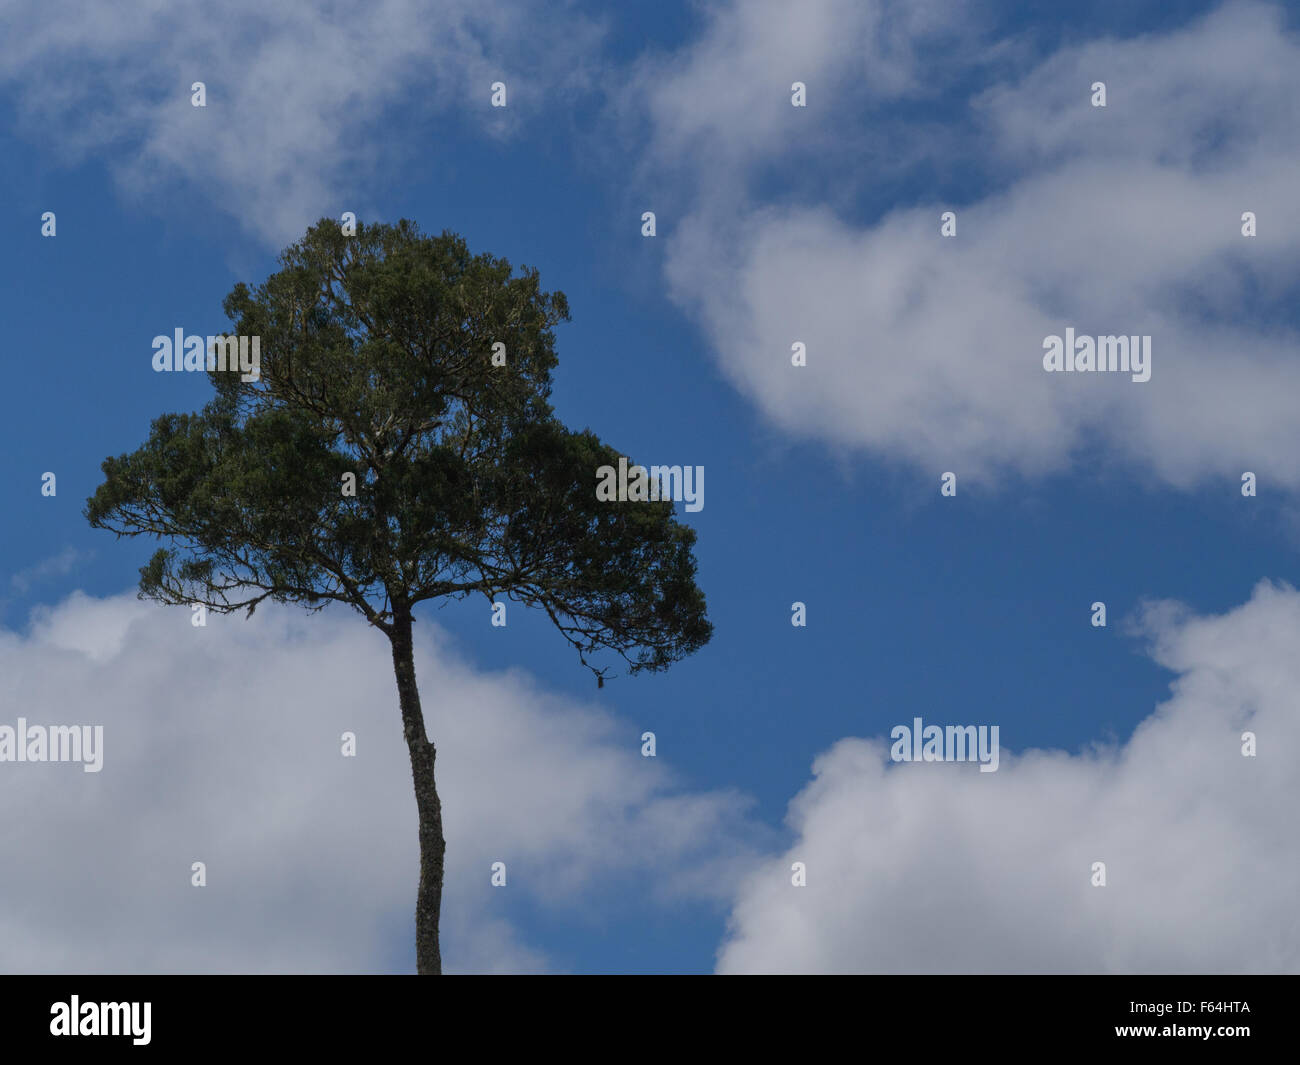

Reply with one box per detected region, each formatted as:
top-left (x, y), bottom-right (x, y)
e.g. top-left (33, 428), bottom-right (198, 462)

top-left (390, 605), bottom-right (445, 974)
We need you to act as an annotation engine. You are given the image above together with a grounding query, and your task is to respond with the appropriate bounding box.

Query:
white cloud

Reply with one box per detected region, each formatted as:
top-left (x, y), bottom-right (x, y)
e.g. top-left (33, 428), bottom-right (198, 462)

top-left (628, 0), bottom-right (960, 173)
top-left (0, 590), bottom-right (761, 973)
top-left (6, 580), bottom-right (1293, 975)
top-left (0, 0), bottom-right (603, 244)
top-left (651, 1), bottom-right (1300, 489)
top-left (8, 547), bottom-right (90, 596)
top-left (716, 579), bottom-right (1300, 974)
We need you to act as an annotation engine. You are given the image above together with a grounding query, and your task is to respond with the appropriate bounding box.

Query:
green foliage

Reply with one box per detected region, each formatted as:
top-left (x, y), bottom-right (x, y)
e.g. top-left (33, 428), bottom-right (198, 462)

top-left (86, 218), bottom-right (711, 676)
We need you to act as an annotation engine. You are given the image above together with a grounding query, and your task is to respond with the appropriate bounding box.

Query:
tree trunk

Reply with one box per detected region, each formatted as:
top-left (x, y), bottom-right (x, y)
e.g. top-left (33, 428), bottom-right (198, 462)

top-left (390, 605), bottom-right (445, 974)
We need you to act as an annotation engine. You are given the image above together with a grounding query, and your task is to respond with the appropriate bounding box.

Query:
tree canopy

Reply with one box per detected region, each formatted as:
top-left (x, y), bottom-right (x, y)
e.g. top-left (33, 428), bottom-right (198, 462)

top-left (86, 218), bottom-right (711, 680)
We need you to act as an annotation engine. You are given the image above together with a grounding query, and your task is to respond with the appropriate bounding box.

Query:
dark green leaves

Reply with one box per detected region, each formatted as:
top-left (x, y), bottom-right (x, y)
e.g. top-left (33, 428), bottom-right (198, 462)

top-left (86, 218), bottom-right (710, 677)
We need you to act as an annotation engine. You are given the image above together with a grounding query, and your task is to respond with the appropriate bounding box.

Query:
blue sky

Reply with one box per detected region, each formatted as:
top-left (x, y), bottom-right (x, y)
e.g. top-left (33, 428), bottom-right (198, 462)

top-left (1, 0), bottom-right (1298, 974)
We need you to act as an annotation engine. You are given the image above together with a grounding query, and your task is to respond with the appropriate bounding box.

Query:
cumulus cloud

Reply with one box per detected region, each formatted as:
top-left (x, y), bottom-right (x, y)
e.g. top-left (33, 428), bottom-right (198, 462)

top-left (627, 0), bottom-right (964, 174)
top-left (0, 0), bottom-right (603, 243)
top-left (650, 1), bottom-right (1300, 488)
top-left (716, 579), bottom-right (1300, 973)
top-left (0, 590), bottom-right (761, 973)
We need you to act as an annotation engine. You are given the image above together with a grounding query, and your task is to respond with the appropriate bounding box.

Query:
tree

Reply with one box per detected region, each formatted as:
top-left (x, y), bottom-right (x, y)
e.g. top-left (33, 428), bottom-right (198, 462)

top-left (85, 219), bottom-right (712, 974)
